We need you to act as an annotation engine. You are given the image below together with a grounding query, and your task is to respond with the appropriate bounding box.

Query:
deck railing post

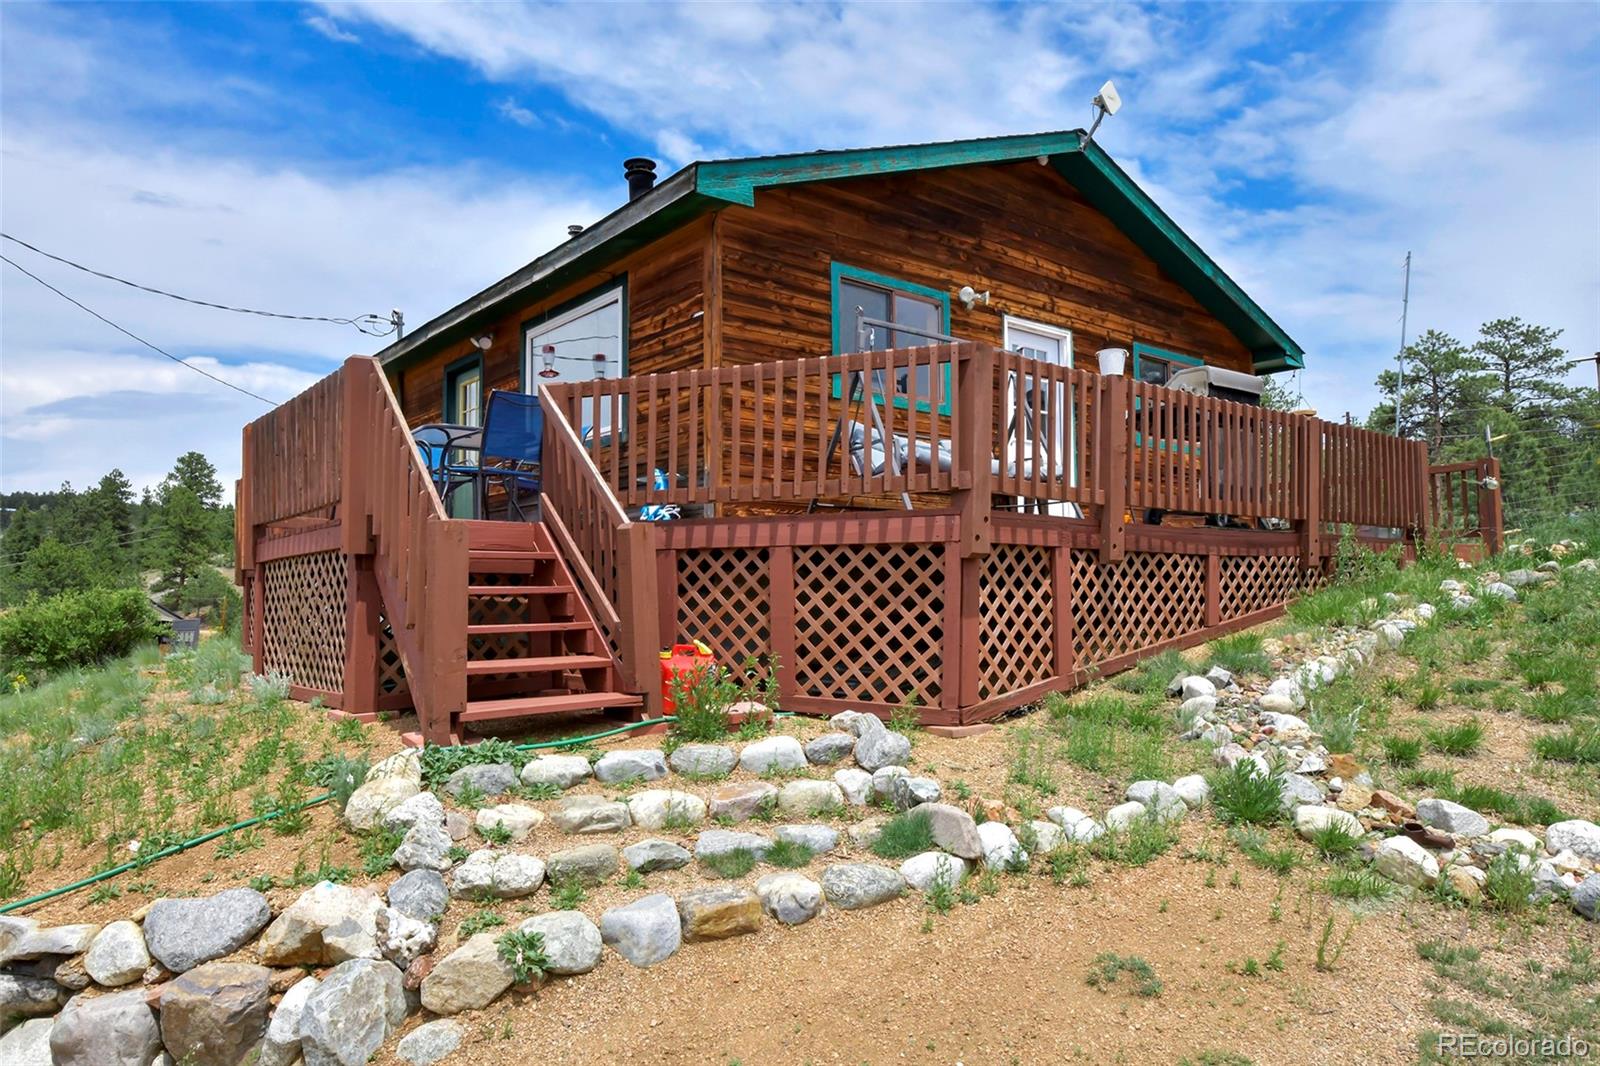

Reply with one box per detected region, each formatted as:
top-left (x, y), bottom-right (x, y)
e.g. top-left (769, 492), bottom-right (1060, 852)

top-left (340, 358), bottom-right (373, 556)
top-left (1411, 441), bottom-right (1431, 553)
top-left (617, 522), bottom-right (663, 714)
top-left (953, 343), bottom-right (994, 558)
top-left (423, 519), bottom-right (469, 744)
top-left (1098, 375), bottom-right (1128, 563)
top-left (1299, 416), bottom-right (1322, 568)
top-left (342, 555), bottom-right (381, 718)
top-left (1478, 456), bottom-right (1504, 556)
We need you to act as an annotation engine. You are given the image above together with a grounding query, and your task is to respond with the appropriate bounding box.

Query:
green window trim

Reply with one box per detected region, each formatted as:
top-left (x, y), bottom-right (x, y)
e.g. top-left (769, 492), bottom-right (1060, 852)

top-left (1130, 343), bottom-right (1204, 454)
top-left (442, 353), bottom-right (483, 425)
top-left (829, 262), bottom-right (953, 416)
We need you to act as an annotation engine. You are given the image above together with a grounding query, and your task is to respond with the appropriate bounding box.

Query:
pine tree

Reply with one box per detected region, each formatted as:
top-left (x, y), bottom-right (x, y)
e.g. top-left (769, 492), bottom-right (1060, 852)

top-left (165, 451), bottom-right (223, 509)
top-left (150, 485), bottom-right (213, 609)
top-left (1369, 329), bottom-right (1492, 455)
top-left (1473, 318), bottom-right (1571, 415)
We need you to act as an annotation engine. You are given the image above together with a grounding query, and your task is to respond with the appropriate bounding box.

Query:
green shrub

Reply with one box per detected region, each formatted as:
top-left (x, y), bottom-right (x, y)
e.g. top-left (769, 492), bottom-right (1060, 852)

top-left (1086, 952), bottom-right (1162, 997)
top-left (1207, 759), bottom-right (1283, 825)
top-left (0, 587), bottom-right (160, 677)
top-left (495, 929), bottom-right (549, 983)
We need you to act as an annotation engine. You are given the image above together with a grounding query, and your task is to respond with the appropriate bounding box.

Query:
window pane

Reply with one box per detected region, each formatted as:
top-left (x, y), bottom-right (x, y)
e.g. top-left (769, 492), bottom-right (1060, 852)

top-left (840, 281), bottom-right (891, 351)
top-left (890, 292), bottom-right (940, 348)
top-left (526, 292), bottom-right (623, 436)
top-left (1138, 357), bottom-right (1169, 385)
top-left (456, 374), bottom-right (482, 427)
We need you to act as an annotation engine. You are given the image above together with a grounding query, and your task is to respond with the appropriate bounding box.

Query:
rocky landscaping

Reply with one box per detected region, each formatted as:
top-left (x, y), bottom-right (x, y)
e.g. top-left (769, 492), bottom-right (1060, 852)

top-left (2, 536), bottom-right (1597, 1065)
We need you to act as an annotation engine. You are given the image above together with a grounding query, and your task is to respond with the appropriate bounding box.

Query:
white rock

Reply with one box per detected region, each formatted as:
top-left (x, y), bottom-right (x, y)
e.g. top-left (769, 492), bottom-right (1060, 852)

top-left (258, 881), bottom-right (385, 966)
top-left (344, 777), bottom-right (421, 832)
top-left (382, 791), bottom-right (445, 834)
top-left (1547, 820), bottom-right (1600, 862)
top-left (592, 749), bottom-right (668, 784)
top-left (1416, 798), bottom-right (1490, 839)
top-left (519, 754), bottom-right (592, 790)
top-left (1375, 836), bottom-right (1439, 887)
top-left (599, 894), bottom-right (682, 968)
top-left (1045, 806), bottom-right (1092, 831)
top-left (1179, 695), bottom-right (1217, 718)
top-left (899, 851), bottom-right (970, 892)
top-left (0, 1018), bottom-right (54, 1066)
top-left (1104, 801), bottom-right (1148, 832)
top-left (1026, 820), bottom-right (1066, 852)
top-left (626, 790), bottom-right (707, 830)
top-left (364, 750), bottom-right (422, 787)
top-left (1488, 827), bottom-right (1541, 853)
top-left (854, 727), bottom-right (912, 772)
top-left (870, 765), bottom-right (910, 798)
top-left (775, 824), bottom-right (840, 854)
top-left (1125, 781), bottom-right (1186, 821)
top-left (1172, 774), bottom-right (1210, 808)
top-left (374, 907), bottom-right (435, 970)
top-left (474, 803), bottom-right (545, 842)
top-left (754, 873), bottom-right (823, 925)
top-left (833, 768), bottom-right (873, 806)
top-left (1483, 581), bottom-right (1517, 601)
top-left (1293, 806), bottom-right (1363, 841)
top-left (777, 779), bottom-right (845, 816)
top-left (737, 736), bottom-right (807, 774)
top-left (977, 821), bottom-right (1027, 868)
top-left (1181, 676), bottom-right (1217, 700)
top-left (260, 974), bottom-right (319, 1066)
top-left (83, 920), bottom-right (151, 987)
top-left (396, 1020), bottom-right (464, 1066)
top-left (516, 911), bottom-right (603, 975)
top-left (1415, 602), bottom-right (1436, 622)
top-left (450, 850), bottom-right (547, 899)
top-left (1265, 677), bottom-right (1305, 710)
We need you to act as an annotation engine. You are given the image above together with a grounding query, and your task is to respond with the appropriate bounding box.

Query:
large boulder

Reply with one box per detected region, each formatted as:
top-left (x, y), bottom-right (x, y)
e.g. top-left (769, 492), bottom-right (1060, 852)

top-left (889, 776), bottom-right (942, 810)
top-left (520, 754), bottom-right (592, 790)
top-left (343, 777), bottom-right (420, 832)
top-left (1374, 836), bottom-right (1440, 887)
top-left (599, 894), bottom-right (682, 968)
top-left (900, 851), bottom-right (969, 892)
top-left (1416, 798), bottom-right (1490, 839)
top-left (0, 974), bottom-right (68, 1027)
top-left (159, 961), bottom-right (272, 1066)
top-left (0, 915), bottom-right (34, 963)
top-left (803, 733), bottom-right (858, 765)
top-left (592, 749), bottom-right (668, 784)
top-left (443, 763), bottom-right (517, 800)
top-left (550, 795), bottom-right (631, 834)
top-left (1572, 874), bottom-right (1600, 921)
top-left (419, 933), bottom-right (516, 1016)
top-left (854, 727), bottom-right (911, 772)
top-left (474, 803), bottom-right (545, 842)
top-left (49, 988), bottom-right (161, 1066)
top-left (694, 828), bottom-right (773, 860)
top-left (777, 779), bottom-right (845, 816)
top-left (668, 744), bottom-right (737, 777)
top-left (259, 882), bottom-right (384, 966)
top-left (83, 920), bottom-right (150, 987)
top-left (627, 789), bottom-right (707, 830)
top-left (516, 912), bottom-right (603, 975)
top-left (450, 850), bottom-right (547, 899)
top-left (257, 975), bottom-right (317, 1066)
top-left (677, 886), bottom-right (762, 941)
top-left (365, 749), bottom-right (423, 786)
top-left (0, 1017), bottom-right (54, 1066)
top-left (3, 922), bottom-right (97, 961)
top-left (397, 1020), bottom-right (465, 1066)
top-left (707, 782), bottom-right (777, 822)
top-left (820, 863), bottom-right (905, 909)
top-left (1125, 781), bottom-right (1187, 821)
top-left (391, 817), bottom-right (453, 873)
top-left (738, 736), bottom-right (807, 774)
top-left (387, 869), bottom-right (449, 923)
top-left (776, 824), bottom-right (839, 854)
top-left (143, 888), bottom-right (271, 973)
top-left (382, 791), bottom-right (445, 833)
top-left (754, 873), bottom-right (823, 925)
top-left (1547, 820), bottom-right (1600, 862)
top-left (833, 768), bottom-right (873, 806)
top-left (623, 838), bottom-right (692, 873)
top-left (298, 959), bottom-right (407, 1066)
top-left (977, 822), bottom-right (1027, 868)
top-left (1293, 805), bottom-right (1363, 841)
top-left (546, 844), bottom-right (620, 887)
top-left (914, 803), bottom-right (983, 860)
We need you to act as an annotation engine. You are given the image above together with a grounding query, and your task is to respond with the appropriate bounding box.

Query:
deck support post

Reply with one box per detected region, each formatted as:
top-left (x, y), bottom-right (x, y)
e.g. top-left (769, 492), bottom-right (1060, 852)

top-left (618, 523), bottom-right (663, 717)
top-left (1099, 375), bottom-right (1129, 563)
top-left (1299, 415), bottom-right (1322, 568)
top-left (341, 555), bottom-right (382, 718)
top-left (1204, 551), bottom-right (1221, 629)
top-left (769, 546), bottom-right (798, 706)
top-left (423, 520), bottom-right (469, 744)
top-left (953, 343), bottom-right (994, 559)
top-left (1051, 544), bottom-right (1076, 684)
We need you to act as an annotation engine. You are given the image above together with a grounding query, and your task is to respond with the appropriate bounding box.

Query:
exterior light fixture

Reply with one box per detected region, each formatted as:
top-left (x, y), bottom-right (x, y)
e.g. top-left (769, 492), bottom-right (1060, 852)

top-left (957, 285), bottom-right (990, 311)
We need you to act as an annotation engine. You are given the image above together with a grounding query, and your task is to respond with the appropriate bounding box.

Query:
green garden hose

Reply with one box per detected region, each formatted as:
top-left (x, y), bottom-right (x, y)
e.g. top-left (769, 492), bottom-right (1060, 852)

top-left (1, 713), bottom-right (795, 915)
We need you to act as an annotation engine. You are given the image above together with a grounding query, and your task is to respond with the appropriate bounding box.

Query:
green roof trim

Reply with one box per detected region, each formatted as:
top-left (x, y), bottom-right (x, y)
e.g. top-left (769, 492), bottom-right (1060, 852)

top-left (381, 129), bottom-right (1304, 375)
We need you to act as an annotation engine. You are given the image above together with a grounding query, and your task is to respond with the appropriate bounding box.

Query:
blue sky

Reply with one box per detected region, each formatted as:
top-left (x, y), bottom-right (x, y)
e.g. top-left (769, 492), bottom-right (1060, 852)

top-left (3, 1), bottom-right (1597, 495)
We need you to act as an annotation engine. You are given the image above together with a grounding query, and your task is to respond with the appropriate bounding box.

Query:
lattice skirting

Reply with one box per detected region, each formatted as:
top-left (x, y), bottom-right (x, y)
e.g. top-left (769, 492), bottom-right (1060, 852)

top-left (259, 550), bottom-right (347, 693)
top-left (377, 617), bottom-right (408, 696)
top-left (675, 548), bottom-right (771, 673)
top-left (977, 544), bottom-right (1055, 700)
top-left (1070, 549), bottom-right (1206, 668)
top-left (792, 543), bottom-right (944, 708)
top-left (1218, 554), bottom-right (1320, 621)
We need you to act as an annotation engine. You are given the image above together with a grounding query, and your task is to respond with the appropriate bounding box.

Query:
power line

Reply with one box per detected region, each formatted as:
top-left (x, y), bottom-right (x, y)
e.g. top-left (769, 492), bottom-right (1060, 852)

top-left (1, 232), bottom-right (397, 337)
top-left (2, 254), bottom-right (279, 407)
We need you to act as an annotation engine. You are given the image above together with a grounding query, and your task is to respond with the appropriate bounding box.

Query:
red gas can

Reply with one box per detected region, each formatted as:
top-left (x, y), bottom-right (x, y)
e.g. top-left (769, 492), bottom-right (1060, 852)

top-left (660, 642), bottom-right (716, 716)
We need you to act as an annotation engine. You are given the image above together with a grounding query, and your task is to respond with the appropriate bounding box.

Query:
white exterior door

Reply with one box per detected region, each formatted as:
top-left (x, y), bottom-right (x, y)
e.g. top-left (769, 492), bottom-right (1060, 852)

top-left (1002, 316), bottom-right (1079, 518)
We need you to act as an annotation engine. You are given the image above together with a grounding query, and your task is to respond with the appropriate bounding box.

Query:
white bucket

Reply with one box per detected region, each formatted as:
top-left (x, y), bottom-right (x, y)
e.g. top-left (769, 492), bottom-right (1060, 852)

top-left (1097, 348), bottom-right (1128, 376)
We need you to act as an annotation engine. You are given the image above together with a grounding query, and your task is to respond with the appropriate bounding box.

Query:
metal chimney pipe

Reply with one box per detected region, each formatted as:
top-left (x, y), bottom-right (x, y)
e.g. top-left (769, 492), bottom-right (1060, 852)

top-left (624, 158), bottom-right (657, 201)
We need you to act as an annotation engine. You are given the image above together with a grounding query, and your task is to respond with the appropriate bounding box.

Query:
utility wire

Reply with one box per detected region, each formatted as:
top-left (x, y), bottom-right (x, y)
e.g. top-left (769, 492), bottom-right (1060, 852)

top-left (2, 233), bottom-right (395, 337)
top-left (0, 529), bottom-right (169, 564)
top-left (2, 254), bottom-right (280, 407)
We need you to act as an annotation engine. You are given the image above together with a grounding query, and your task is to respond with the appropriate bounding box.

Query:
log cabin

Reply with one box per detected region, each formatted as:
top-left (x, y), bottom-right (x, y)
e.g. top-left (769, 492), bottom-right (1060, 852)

top-left (234, 130), bottom-right (1500, 746)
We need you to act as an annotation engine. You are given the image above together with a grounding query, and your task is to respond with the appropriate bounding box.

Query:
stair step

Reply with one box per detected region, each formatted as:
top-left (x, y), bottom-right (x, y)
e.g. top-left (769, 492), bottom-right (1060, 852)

top-left (458, 691), bottom-right (643, 723)
top-left (468, 549), bottom-right (558, 574)
top-left (465, 654), bottom-right (613, 677)
top-left (467, 583), bottom-right (571, 597)
top-left (466, 621), bottom-right (592, 636)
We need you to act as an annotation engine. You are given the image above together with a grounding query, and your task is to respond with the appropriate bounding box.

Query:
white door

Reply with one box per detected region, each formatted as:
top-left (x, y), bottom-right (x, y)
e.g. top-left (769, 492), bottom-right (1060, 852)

top-left (1002, 316), bottom-right (1079, 518)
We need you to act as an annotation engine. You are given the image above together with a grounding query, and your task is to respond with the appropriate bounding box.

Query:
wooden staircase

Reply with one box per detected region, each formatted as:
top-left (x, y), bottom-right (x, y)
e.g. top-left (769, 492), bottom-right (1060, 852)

top-left (451, 521), bottom-right (642, 736)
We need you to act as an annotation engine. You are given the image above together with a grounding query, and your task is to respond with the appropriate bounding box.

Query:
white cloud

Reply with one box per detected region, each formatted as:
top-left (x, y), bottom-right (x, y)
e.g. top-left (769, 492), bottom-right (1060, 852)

top-left (495, 97), bottom-right (539, 128)
top-left (304, 14), bottom-right (359, 44)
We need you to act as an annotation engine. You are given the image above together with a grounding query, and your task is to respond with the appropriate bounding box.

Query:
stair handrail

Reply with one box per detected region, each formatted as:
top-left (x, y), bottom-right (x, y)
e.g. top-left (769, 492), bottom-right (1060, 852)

top-left (538, 383), bottom-right (660, 702)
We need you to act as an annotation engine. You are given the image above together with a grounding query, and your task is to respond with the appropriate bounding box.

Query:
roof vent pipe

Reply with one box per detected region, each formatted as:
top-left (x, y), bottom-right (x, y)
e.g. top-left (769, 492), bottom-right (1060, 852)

top-left (624, 157), bottom-right (657, 201)
top-left (567, 224), bottom-right (585, 238)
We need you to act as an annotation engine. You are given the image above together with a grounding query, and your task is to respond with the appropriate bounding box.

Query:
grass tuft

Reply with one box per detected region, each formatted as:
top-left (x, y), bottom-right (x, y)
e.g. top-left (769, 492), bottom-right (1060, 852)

top-left (869, 811), bottom-right (935, 860)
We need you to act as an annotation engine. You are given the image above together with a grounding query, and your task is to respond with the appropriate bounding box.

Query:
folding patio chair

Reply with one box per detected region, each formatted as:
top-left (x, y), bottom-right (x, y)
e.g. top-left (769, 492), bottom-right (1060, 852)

top-left (477, 390), bottom-right (544, 521)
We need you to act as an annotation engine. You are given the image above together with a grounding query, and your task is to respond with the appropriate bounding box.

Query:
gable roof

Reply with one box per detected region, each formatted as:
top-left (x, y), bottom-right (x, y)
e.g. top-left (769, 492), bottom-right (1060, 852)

top-left (378, 130), bottom-right (1304, 374)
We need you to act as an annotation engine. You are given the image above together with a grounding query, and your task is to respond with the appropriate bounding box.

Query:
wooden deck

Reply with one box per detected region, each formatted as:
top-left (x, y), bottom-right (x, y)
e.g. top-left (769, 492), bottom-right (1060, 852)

top-left (236, 344), bottom-right (1504, 745)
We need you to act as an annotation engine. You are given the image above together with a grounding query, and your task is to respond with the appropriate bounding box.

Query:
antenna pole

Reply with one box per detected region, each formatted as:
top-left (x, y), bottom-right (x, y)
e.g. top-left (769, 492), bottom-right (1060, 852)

top-left (1395, 251), bottom-right (1411, 438)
